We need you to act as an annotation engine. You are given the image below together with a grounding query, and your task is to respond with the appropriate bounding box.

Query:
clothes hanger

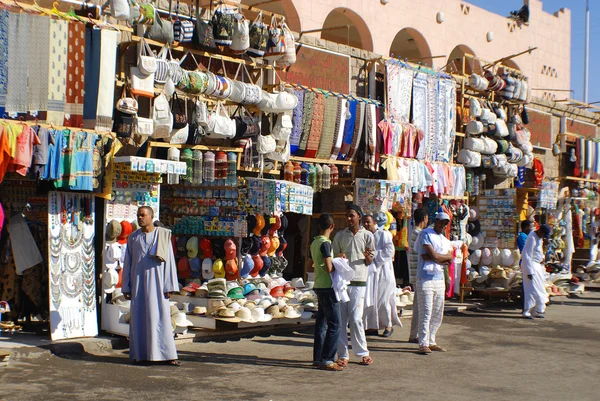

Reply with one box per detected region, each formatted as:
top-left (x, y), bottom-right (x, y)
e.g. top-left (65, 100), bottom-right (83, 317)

top-left (67, 6), bottom-right (84, 22)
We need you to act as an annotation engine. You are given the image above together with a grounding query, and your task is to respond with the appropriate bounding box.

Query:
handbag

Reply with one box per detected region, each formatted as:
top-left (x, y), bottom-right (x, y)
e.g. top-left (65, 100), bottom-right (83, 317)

top-left (278, 21), bottom-right (296, 67)
top-left (257, 132), bottom-right (276, 154)
top-left (469, 98), bottom-right (482, 118)
top-left (193, 99), bottom-right (209, 127)
top-left (154, 46), bottom-right (169, 84)
top-left (464, 137), bottom-right (485, 153)
top-left (206, 102), bottom-right (236, 139)
top-left (212, 2), bottom-right (235, 45)
top-left (173, 2), bottom-right (194, 43)
top-left (146, 10), bottom-right (174, 44)
top-left (167, 48), bottom-right (184, 85)
top-left (457, 149), bottom-right (481, 168)
top-left (135, 116), bottom-right (154, 136)
top-left (495, 119), bottom-right (509, 138)
top-left (241, 83), bottom-right (262, 105)
top-left (137, 38), bottom-right (157, 76)
top-left (271, 113), bottom-right (293, 140)
top-left (168, 125), bottom-right (189, 145)
top-left (248, 12), bottom-right (269, 57)
top-left (466, 120), bottom-right (483, 135)
top-left (230, 11), bottom-right (250, 54)
top-left (134, 2), bottom-right (155, 25)
top-left (130, 67), bottom-right (155, 98)
top-left (233, 107), bottom-right (260, 139)
top-left (171, 93), bottom-right (188, 129)
top-left (266, 140), bottom-right (290, 162)
top-left (152, 93), bottom-right (173, 139)
top-left (113, 110), bottom-right (135, 138)
top-left (116, 86), bottom-right (139, 115)
top-left (264, 15), bottom-right (286, 61)
top-left (193, 8), bottom-right (217, 49)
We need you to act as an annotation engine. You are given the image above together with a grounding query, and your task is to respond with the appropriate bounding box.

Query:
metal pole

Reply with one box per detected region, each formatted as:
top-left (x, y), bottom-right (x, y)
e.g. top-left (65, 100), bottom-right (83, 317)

top-left (584, 0), bottom-right (590, 103)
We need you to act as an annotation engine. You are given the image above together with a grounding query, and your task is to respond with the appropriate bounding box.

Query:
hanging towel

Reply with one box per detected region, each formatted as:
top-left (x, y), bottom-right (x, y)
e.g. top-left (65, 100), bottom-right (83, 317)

top-left (64, 22), bottom-right (86, 128)
top-left (6, 13), bottom-right (29, 114)
top-left (45, 19), bottom-right (69, 125)
top-left (348, 102), bottom-right (366, 161)
top-left (95, 29), bottom-right (118, 132)
top-left (27, 15), bottom-right (51, 113)
top-left (315, 96), bottom-right (337, 159)
top-left (83, 28), bottom-right (101, 127)
top-left (386, 62), bottom-right (413, 122)
top-left (289, 90), bottom-right (304, 154)
top-left (338, 100), bottom-right (356, 160)
top-left (0, 10), bottom-right (10, 116)
top-left (329, 98), bottom-right (346, 160)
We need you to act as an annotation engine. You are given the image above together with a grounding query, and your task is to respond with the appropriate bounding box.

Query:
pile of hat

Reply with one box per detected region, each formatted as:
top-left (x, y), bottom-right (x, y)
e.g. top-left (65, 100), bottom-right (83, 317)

top-left (174, 236), bottom-right (241, 281)
top-left (395, 287), bottom-right (414, 308)
top-left (466, 207), bottom-right (484, 251)
top-left (240, 214), bottom-right (289, 279)
top-left (102, 220), bottom-right (135, 295)
top-left (467, 246), bottom-right (521, 290)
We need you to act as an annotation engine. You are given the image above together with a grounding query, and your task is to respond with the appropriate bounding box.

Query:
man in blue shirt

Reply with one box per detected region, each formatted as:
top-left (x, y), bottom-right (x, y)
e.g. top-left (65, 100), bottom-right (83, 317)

top-left (416, 212), bottom-right (453, 355)
top-left (517, 220), bottom-right (533, 252)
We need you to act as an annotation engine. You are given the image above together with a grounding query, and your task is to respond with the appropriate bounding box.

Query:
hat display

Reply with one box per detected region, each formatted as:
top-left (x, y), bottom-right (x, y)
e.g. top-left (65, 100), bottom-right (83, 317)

top-left (269, 215), bottom-right (281, 236)
top-left (268, 237), bottom-right (279, 257)
top-left (202, 258), bottom-right (214, 280)
top-left (501, 249), bottom-right (514, 267)
top-left (251, 307), bottom-right (273, 322)
top-left (241, 238), bottom-right (253, 256)
top-left (200, 238), bottom-right (213, 258)
top-left (491, 248), bottom-right (502, 267)
top-left (186, 236), bottom-right (199, 259)
top-left (106, 220), bottom-right (122, 244)
top-left (469, 249), bottom-right (482, 265)
top-left (469, 233), bottom-right (484, 250)
top-left (291, 278), bottom-right (305, 288)
top-left (235, 307), bottom-right (257, 323)
top-left (243, 283), bottom-right (258, 296)
top-left (284, 306), bottom-right (302, 319)
top-left (253, 214), bottom-right (265, 236)
top-left (213, 308), bottom-right (242, 322)
top-left (240, 254), bottom-right (254, 278)
top-left (266, 304), bottom-right (285, 318)
top-left (177, 257), bottom-right (191, 279)
top-left (489, 267), bottom-right (508, 280)
top-left (467, 220), bottom-right (481, 236)
top-left (476, 266), bottom-right (490, 283)
top-left (481, 248), bottom-right (493, 266)
top-left (207, 278), bottom-right (227, 298)
top-left (213, 259), bottom-right (225, 279)
top-left (105, 243), bottom-right (122, 269)
top-left (194, 283), bottom-right (209, 298)
top-left (259, 255), bottom-right (271, 276)
top-left (224, 238), bottom-right (237, 260)
top-left (102, 269), bottom-right (119, 294)
top-left (270, 285), bottom-right (285, 297)
top-left (227, 286), bottom-right (245, 299)
top-left (251, 254), bottom-right (263, 277)
top-left (117, 221), bottom-right (133, 245)
top-left (225, 259), bottom-right (239, 281)
top-left (176, 236), bottom-right (188, 257)
top-left (193, 306), bottom-right (207, 315)
top-left (189, 257), bottom-right (201, 278)
top-left (259, 236), bottom-right (271, 257)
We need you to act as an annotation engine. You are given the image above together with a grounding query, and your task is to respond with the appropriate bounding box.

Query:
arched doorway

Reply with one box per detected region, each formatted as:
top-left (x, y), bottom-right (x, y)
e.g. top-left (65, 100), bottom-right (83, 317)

top-left (389, 28), bottom-right (433, 67)
top-left (241, 0), bottom-right (301, 33)
top-left (321, 8), bottom-right (373, 51)
top-left (446, 44), bottom-right (481, 75)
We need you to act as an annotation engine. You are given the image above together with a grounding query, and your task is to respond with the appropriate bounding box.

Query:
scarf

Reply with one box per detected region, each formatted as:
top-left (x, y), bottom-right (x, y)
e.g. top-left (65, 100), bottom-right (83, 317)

top-left (0, 10), bottom-right (9, 115)
top-left (338, 100), bottom-right (356, 160)
top-left (44, 19), bottom-right (69, 125)
top-left (83, 28), bottom-right (101, 127)
top-left (348, 102), bottom-right (366, 161)
top-left (64, 22), bottom-right (86, 128)
top-left (289, 90), bottom-right (304, 154)
top-left (95, 29), bottom-right (118, 132)
top-left (426, 74), bottom-right (439, 161)
top-left (304, 93), bottom-right (325, 158)
top-left (365, 104), bottom-right (377, 172)
top-left (329, 98), bottom-right (346, 160)
top-left (315, 96), bottom-right (338, 160)
top-left (6, 13), bottom-right (29, 114)
top-left (386, 62), bottom-right (413, 122)
top-left (27, 15), bottom-right (51, 113)
top-left (412, 72), bottom-right (428, 160)
top-left (297, 91), bottom-right (315, 157)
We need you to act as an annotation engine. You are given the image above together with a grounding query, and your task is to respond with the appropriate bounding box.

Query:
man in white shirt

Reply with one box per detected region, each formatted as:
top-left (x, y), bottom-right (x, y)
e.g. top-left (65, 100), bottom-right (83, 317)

top-left (416, 212), bottom-right (453, 355)
top-left (521, 225), bottom-right (550, 319)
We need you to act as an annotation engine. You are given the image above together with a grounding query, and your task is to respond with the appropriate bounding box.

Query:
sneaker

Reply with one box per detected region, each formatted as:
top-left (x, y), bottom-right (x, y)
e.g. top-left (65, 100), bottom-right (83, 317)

top-left (534, 314), bottom-right (545, 319)
top-left (418, 346), bottom-right (432, 354)
top-left (523, 312), bottom-right (533, 319)
top-left (381, 328), bottom-right (394, 338)
top-left (429, 344), bottom-right (447, 352)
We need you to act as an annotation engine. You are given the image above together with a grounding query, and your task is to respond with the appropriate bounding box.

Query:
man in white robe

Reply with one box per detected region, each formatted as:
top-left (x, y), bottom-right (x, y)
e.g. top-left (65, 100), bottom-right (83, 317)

top-left (363, 213), bottom-right (402, 337)
top-left (122, 206), bottom-right (180, 365)
top-left (521, 224), bottom-right (550, 319)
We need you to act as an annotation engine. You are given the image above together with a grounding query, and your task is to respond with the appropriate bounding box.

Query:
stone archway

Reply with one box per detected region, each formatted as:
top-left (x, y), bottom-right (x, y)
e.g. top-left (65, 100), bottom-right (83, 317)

top-left (241, 0), bottom-right (301, 33)
top-left (446, 44), bottom-right (481, 75)
top-left (389, 28), bottom-right (433, 67)
top-left (321, 7), bottom-right (373, 51)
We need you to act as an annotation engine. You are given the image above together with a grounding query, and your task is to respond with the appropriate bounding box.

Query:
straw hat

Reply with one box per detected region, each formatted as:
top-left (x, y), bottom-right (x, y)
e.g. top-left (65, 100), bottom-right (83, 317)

top-left (102, 269), bottom-right (119, 294)
top-left (235, 307), bottom-right (257, 323)
top-left (105, 220), bottom-right (122, 244)
top-left (469, 233), bottom-right (484, 250)
top-left (501, 249), bottom-right (514, 267)
top-left (469, 249), bottom-right (482, 265)
top-left (481, 248), bottom-right (493, 266)
top-left (251, 307), bottom-right (273, 322)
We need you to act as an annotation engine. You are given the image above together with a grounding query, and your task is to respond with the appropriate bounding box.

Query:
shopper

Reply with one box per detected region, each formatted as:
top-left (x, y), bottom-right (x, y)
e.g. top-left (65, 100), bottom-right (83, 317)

top-left (517, 220), bottom-right (533, 252)
top-left (333, 204), bottom-right (375, 366)
top-left (416, 212), bottom-right (453, 355)
top-left (122, 206), bottom-right (180, 366)
top-left (363, 213), bottom-right (401, 337)
top-left (308, 214), bottom-right (343, 371)
top-left (521, 224), bottom-right (551, 319)
top-left (408, 208), bottom-right (428, 343)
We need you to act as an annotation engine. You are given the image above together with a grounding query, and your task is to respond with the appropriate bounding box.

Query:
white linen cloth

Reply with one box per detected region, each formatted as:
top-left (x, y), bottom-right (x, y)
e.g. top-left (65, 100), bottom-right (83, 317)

top-left (331, 257), bottom-right (355, 303)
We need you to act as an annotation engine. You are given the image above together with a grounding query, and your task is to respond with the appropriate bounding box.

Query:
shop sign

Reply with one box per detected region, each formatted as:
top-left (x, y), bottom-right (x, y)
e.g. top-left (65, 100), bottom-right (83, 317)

top-left (525, 107), bottom-right (552, 149)
top-left (280, 44), bottom-right (351, 93)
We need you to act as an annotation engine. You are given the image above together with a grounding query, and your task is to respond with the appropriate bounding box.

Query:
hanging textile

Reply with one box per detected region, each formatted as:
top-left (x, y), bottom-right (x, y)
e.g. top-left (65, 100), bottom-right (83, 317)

top-left (364, 104), bottom-right (377, 172)
top-left (0, 10), bottom-right (10, 116)
top-left (437, 78), bottom-right (456, 163)
top-left (329, 97), bottom-right (346, 160)
top-left (6, 13), bottom-right (29, 114)
top-left (289, 90), bottom-right (304, 154)
top-left (48, 191), bottom-right (97, 340)
top-left (386, 62), bottom-right (413, 122)
top-left (338, 100), bottom-right (356, 160)
top-left (412, 72), bottom-right (428, 160)
top-left (95, 29), bottom-right (118, 132)
top-left (348, 102), bottom-right (366, 161)
top-left (83, 28), bottom-right (101, 127)
top-left (425, 74), bottom-right (439, 161)
top-left (27, 15), bottom-right (51, 113)
top-left (43, 19), bottom-right (69, 124)
top-left (303, 93), bottom-right (325, 158)
top-left (8, 214), bottom-right (43, 275)
top-left (296, 91), bottom-right (315, 157)
top-left (64, 21), bottom-right (86, 128)
top-left (315, 96), bottom-right (337, 159)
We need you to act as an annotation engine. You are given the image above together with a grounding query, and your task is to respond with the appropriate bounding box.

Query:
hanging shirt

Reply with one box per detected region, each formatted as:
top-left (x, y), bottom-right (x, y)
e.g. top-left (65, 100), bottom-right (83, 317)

top-left (10, 124), bottom-right (40, 176)
top-left (43, 129), bottom-right (64, 181)
top-left (71, 131), bottom-right (98, 191)
top-left (0, 125), bottom-right (10, 182)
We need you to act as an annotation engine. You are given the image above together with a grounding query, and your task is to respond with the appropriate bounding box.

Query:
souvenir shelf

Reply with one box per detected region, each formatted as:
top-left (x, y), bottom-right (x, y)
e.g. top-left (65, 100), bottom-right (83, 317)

top-left (114, 156), bottom-right (187, 175)
top-left (145, 141), bottom-right (244, 169)
top-left (476, 188), bottom-right (519, 248)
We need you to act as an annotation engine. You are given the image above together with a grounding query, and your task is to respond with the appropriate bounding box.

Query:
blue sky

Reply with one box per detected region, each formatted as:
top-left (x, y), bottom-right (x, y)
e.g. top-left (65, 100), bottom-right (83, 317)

top-left (467, 0), bottom-right (598, 103)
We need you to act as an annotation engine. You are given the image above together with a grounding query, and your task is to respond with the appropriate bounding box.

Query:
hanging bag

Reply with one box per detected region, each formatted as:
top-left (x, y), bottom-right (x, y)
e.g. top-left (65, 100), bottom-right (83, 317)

top-left (212, 1), bottom-right (235, 46)
top-left (271, 113), bottom-right (293, 140)
top-left (206, 102), bottom-right (236, 139)
top-left (135, 3), bottom-right (156, 25)
top-left (154, 45), bottom-right (170, 84)
top-left (152, 93), bottom-right (173, 138)
top-left (130, 66), bottom-right (155, 98)
top-left (193, 99), bottom-right (209, 127)
top-left (167, 48), bottom-right (184, 85)
top-left (171, 93), bottom-right (188, 129)
top-left (168, 125), bottom-right (190, 145)
top-left (193, 7), bottom-right (217, 49)
top-left (257, 132), bottom-right (276, 154)
top-left (278, 20), bottom-right (296, 67)
top-left (146, 8), bottom-right (174, 44)
top-left (116, 85), bottom-right (139, 115)
top-left (248, 11), bottom-right (268, 57)
top-left (137, 38), bottom-right (157, 76)
top-left (172, 0), bottom-right (194, 43)
top-left (230, 9), bottom-right (250, 54)
top-left (264, 15), bottom-right (286, 61)
top-left (110, 0), bottom-right (131, 21)
top-left (135, 116), bottom-right (154, 137)
top-left (113, 110), bottom-right (135, 139)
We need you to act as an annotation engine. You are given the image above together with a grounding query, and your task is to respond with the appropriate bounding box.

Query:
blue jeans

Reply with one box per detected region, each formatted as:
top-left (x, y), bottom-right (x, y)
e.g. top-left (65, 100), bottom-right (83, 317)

top-left (313, 288), bottom-right (341, 365)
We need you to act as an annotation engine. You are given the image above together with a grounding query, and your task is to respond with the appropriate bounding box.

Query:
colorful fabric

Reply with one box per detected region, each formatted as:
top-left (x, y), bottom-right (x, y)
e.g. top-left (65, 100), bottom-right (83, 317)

top-left (54, 130), bottom-right (77, 189)
top-left (365, 104), bottom-right (377, 172)
top-left (44, 19), bottom-right (68, 125)
top-left (348, 102), bottom-right (365, 161)
top-left (6, 13), bottom-right (29, 114)
top-left (304, 94), bottom-right (325, 158)
top-left (315, 96), bottom-right (337, 160)
top-left (72, 131), bottom-right (98, 191)
top-left (64, 22), bottom-right (86, 128)
top-left (0, 10), bottom-right (10, 115)
top-left (386, 62), bottom-right (413, 123)
top-left (412, 72), bottom-right (427, 160)
top-left (338, 100), bottom-right (356, 160)
top-left (297, 92), bottom-right (315, 157)
top-left (329, 98), bottom-right (346, 160)
top-left (289, 90), bottom-right (304, 154)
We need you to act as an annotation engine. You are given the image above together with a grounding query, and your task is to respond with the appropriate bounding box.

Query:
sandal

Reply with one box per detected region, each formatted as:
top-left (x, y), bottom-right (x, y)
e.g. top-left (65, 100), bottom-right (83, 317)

top-left (419, 346), bottom-right (432, 355)
top-left (359, 356), bottom-right (373, 365)
top-left (336, 358), bottom-right (349, 367)
top-left (429, 345), bottom-right (447, 352)
top-left (319, 363), bottom-right (344, 371)
top-left (167, 360), bottom-right (181, 366)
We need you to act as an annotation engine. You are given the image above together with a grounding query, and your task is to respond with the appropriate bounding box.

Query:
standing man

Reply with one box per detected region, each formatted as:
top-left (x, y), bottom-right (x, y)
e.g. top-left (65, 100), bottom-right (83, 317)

top-left (416, 212), bottom-right (453, 355)
top-left (333, 205), bottom-right (375, 366)
top-left (363, 213), bottom-right (402, 337)
top-left (122, 206), bottom-right (180, 366)
top-left (408, 208), bottom-right (428, 343)
top-left (521, 224), bottom-right (551, 319)
top-left (308, 214), bottom-right (343, 371)
top-left (517, 220), bottom-right (533, 252)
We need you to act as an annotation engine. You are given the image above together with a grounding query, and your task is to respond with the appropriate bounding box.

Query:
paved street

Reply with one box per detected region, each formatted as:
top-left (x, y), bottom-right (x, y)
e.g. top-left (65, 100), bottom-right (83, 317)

top-left (1, 293), bottom-right (600, 401)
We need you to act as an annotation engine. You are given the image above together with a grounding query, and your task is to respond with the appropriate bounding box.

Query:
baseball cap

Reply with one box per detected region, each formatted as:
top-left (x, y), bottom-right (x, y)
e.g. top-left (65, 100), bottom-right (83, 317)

top-left (436, 212), bottom-right (451, 221)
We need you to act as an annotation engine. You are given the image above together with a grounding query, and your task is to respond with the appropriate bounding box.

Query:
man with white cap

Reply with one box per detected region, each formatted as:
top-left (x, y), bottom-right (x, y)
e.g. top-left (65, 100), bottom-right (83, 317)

top-left (415, 212), bottom-right (453, 354)
top-left (521, 224), bottom-right (551, 319)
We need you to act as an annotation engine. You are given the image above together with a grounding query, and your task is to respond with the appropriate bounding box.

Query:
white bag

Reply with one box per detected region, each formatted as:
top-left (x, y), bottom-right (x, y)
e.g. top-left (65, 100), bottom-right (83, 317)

top-left (130, 67), bottom-right (155, 98)
top-left (266, 140), bottom-right (290, 162)
top-left (278, 21), bottom-right (296, 67)
top-left (480, 108), bottom-right (497, 125)
top-left (464, 137), bottom-right (485, 153)
top-left (272, 113), bottom-right (293, 140)
top-left (495, 119), bottom-right (509, 138)
top-left (469, 98), bottom-right (482, 118)
top-left (193, 99), bottom-right (209, 127)
top-left (230, 14), bottom-right (250, 54)
top-left (457, 149), bottom-right (481, 167)
top-left (481, 136), bottom-right (498, 155)
top-left (466, 120), bottom-right (483, 135)
top-left (169, 125), bottom-right (189, 145)
top-left (135, 116), bottom-right (154, 136)
top-left (206, 102), bottom-right (236, 139)
top-left (137, 38), bottom-right (157, 76)
top-left (110, 0), bottom-right (130, 20)
top-left (257, 134), bottom-right (276, 154)
top-left (152, 93), bottom-right (173, 139)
